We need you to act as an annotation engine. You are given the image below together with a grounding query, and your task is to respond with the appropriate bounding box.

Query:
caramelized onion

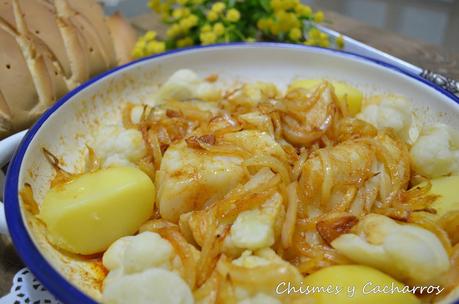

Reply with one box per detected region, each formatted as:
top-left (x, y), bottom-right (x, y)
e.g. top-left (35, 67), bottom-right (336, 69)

top-left (281, 182), bottom-right (299, 248)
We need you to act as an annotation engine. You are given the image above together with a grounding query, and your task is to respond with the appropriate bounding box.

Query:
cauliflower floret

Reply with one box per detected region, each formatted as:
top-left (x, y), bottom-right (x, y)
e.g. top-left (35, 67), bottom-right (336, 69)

top-left (410, 123), bottom-right (459, 178)
top-left (228, 192), bottom-right (283, 250)
top-left (357, 96), bottom-right (418, 144)
top-left (158, 69), bottom-right (220, 102)
top-left (103, 268), bottom-right (193, 304)
top-left (104, 232), bottom-right (174, 274)
top-left (103, 232), bottom-right (175, 273)
top-left (94, 125), bottom-right (145, 167)
top-left (331, 214), bottom-right (450, 285)
top-left (102, 232), bottom-right (193, 304)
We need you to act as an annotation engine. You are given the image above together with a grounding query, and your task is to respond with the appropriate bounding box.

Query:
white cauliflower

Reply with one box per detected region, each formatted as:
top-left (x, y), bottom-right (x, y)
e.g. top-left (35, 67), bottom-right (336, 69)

top-left (331, 214), bottom-right (450, 285)
top-left (158, 69), bottom-right (220, 102)
top-left (94, 125), bottom-right (145, 167)
top-left (103, 232), bottom-right (174, 274)
top-left (410, 123), bottom-right (459, 178)
top-left (228, 192), bottom-right (283, 251)
top-left (102, 232), bottom-right (193, 304)
top-left (103, 268), bottom-right (193, 304)
top-left (357, 96), bottom-right (418, 144)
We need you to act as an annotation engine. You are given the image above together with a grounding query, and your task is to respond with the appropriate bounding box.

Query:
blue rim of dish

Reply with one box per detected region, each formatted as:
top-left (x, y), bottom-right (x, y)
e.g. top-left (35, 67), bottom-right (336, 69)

top-left (4, 42), bottom-right (459, 304)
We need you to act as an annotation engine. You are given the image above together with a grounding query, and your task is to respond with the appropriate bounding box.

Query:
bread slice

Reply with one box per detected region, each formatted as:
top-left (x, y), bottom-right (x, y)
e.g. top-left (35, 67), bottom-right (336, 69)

top-left (19, 0), bottom-right (72, 78)
top-left (67, 0), bottom-right (116, 68)
top-left (53, 0), bottom-right (109, 77)
top-left (107, 12), bottom-right (137, 65)
top-left (0, 24), bottom-right (39, 132)
top-left (53, 0), bottom-right (90, 88)
top-left (12, 0), bottom-right (68, 105)
top-left (0, 90), bottom-right (13, 137)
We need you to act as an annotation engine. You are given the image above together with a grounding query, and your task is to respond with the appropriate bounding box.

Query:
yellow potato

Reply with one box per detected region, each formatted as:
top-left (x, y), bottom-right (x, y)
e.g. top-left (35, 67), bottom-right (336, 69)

top-left (39, 167), bottom-right (155, 255)
top-left (289, 79), bottom-right (363, 116)
top-left (301, 265), bottom-right (420, 304)
top-left (429, 175), bottom-right (459, 219)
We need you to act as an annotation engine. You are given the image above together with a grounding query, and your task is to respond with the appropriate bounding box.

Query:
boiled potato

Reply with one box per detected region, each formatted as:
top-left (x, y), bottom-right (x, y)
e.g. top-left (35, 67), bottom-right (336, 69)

top-left (39, 167), bottom-right (155, 255)
top-left (302, 265), bottom-right (419, 304)
top-left (428, 175), bottom-right (459, 219)
top-left (289, 79), bottom-right (363, 116)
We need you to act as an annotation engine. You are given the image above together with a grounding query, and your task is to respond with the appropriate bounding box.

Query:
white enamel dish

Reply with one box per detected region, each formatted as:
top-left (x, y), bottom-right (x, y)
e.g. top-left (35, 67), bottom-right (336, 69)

top-left (1, 43), bottom-right (459, 303)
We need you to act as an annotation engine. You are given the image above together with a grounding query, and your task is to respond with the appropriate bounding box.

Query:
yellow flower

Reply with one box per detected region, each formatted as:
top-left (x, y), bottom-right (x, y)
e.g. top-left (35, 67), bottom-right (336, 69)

top-left (201, 24), bottom-right (212, 33)
top-left (289, 27), bottom-right (302, 41)
top-left (200, 31), bottom-right (217, 45)
top-left (282, 0), bottom-right (296, 10)
top-left (146, 40), bottom-right (166, 54)
top-left (213, 22), bottom-right (225, 36)
top-left (166, 24), bottom-right (181, 38)
top-left (319, 38), bottom-right (330, 48)
top-left (144, 30), bottom-right (157, 41)
top-left (172, 8), bottom-right (181, 19)
top-left (308, 28), bottom-right (320, 40)
top-left (177, 37), bottom-right (194, 48)
top-left (147, 0), bottom-right (160, 12)
top-left (159, 3), bottom-right (170, 21)
top-left (134, 39), bottom-right (146, 50)
top-left (270, 21), bottom-right (280, 35)
top-left (179, 15), bottom-right (198, 32)
top-left (207, 10), bottom-right (218, 21)
top-left (159, 3), bottom-right (169, 14)
top-left (271, 0), bottom-right (282, 11)
top-left (319, 33), bottom-right (330, 47)
top-left (336, 34), bottom-right (345, 49)
top-left (177, 0), bottom-right (188, 5)
top-left (304, 39), bottom-right (316, 46)
top-left (211, 2), bottom-right (226, 13)
top-left (172, 8), bottom-right (190, 19)
top-left (226, 8), bottom-right (240, 22)
top-left (132, 46), bottom-right (144, 59)
top-left (295, 4), bottom-right (312, 17)
top-left (179, 19), bottom-right (190, 32)
top-left (257, 18), bottom-right (268, 31)
top-left (188, 14), bottom-right (199, 27)
top-left (314, 10), bottom-right (325, 23)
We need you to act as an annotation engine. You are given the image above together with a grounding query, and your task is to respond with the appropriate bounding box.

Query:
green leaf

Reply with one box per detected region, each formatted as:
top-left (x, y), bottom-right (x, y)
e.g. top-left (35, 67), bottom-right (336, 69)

top-left (228, 0), bottom-right (236, 7)
top-left (259, 0), bottom-right (271, 12)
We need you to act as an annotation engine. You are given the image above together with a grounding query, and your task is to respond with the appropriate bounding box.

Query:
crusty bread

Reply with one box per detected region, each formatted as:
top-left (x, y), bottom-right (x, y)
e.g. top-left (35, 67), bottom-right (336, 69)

top-left (106, 12), bottom-right (137, 65)
top-left (66, 0), bottom-right (117, 68)
top-left (20, 0), bottom-right (72, 78)
top-left (0, 23), bottom-right (40, 134)
top-left (0, 0), bottom-right (137, 138)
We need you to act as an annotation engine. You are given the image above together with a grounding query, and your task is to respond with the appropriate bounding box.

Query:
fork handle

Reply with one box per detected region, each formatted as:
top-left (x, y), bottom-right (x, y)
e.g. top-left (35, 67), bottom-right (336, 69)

top-left (420, 70), bottom-right (459, 96)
